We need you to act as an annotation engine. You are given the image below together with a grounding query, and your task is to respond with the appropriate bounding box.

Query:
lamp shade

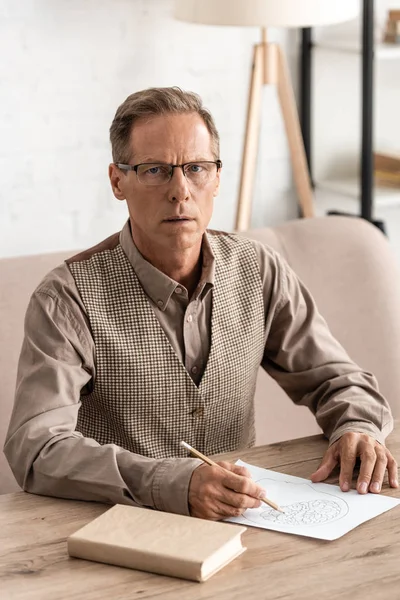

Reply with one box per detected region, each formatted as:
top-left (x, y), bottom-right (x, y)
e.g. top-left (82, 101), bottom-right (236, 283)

top-left (175, 0), bottom-right (360, 28)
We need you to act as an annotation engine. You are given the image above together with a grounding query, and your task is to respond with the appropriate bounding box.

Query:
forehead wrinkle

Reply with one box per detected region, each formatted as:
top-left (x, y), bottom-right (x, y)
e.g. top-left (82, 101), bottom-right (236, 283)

top-left (129, 114), bottom-right (214, 164)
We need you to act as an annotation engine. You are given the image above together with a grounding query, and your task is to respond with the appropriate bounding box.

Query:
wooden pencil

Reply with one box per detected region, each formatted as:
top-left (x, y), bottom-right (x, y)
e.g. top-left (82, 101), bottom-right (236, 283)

top-left (180, 440), bottom-right (285, 514)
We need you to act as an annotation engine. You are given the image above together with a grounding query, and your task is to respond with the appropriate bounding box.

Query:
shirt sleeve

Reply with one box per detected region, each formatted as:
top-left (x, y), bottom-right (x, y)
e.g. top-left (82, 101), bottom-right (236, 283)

top-left (3, 265), bottom-right (201, 514)
top-left (252, 241), bottom-right (394, 446)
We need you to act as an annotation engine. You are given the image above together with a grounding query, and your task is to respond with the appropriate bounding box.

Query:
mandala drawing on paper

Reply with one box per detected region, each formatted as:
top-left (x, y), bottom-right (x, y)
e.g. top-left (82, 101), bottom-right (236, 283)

top-left (261, 498), bottom-right (343, 526)
top-left (243, 479), bottom-right (349, 528)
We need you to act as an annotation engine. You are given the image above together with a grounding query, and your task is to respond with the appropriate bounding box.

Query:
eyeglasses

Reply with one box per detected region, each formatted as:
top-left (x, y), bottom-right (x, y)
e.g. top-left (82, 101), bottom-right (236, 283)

top-left (116, 160), bottom-right (222, 186)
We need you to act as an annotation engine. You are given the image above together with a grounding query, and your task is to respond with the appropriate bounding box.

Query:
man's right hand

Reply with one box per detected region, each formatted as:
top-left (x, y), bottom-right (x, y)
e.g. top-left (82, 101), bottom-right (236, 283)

top-left (188, 461), bottom-right (266, 520)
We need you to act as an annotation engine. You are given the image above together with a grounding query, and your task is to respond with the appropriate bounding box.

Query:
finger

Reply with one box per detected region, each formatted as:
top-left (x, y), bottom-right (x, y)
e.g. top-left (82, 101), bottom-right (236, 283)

top-left (216, 461), bottom-right (236, 471)
top-left (368, 447), bottom-right (388, 493)
top-left (214, 500), bottom-right (248, 519)
top-left (191, 493), bottom-right (246, 520)
top-left (387, 453), bottom-right (399, 488)
top-left (224, 472), bottom-right (266, 500)
top-left (188, 495), bottom-right (226, 521)
top-left (338, 435), bottom-right (359, 492)
top-left (356, 445), bottom-right (377, 494)
top-left (230, 465), bottom-right (252, 479)
top-left (217, 487), bottom-right (262, 511)
top-left (216, 462), bottom-right (252, 480)
top-left (310, 452), bottom-right (338, 483)
top-left (216, 462), bottom-right (265, 500)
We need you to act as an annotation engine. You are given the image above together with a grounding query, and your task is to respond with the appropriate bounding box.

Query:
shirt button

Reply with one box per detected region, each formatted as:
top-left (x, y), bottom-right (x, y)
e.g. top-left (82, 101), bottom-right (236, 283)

top-left (175, 287), bottom-right (183, 295)
top-left (157, 299), bottom-right (164, 308)
top-left (191, 365), bottom-right (198, 374)
top-left (187, 314), bottom-right (193, 323)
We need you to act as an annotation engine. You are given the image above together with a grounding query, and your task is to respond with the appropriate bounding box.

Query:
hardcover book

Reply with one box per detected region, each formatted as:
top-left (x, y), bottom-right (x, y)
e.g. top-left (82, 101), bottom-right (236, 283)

top-left (67, 504), bottom-right (246, 582)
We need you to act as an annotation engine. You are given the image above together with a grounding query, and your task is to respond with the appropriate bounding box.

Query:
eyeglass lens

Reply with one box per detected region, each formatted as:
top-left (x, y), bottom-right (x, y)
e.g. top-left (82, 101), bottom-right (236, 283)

top-left (136, 162), bottom-right (218, 186)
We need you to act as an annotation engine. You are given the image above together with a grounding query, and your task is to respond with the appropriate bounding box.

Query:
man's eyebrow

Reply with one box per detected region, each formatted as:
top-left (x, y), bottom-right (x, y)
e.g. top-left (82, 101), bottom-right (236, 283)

top-left (133, 157), bottom-right (214, 164)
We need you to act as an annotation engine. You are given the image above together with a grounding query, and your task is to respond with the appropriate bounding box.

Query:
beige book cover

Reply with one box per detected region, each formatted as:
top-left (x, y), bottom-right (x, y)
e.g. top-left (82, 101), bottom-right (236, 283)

top-left (67, 504), bottom-right (247, 582)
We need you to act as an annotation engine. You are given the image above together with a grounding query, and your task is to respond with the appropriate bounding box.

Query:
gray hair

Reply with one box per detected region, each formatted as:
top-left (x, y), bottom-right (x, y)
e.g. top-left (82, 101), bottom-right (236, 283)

top-left (109, 87), bottom-right (220, 163)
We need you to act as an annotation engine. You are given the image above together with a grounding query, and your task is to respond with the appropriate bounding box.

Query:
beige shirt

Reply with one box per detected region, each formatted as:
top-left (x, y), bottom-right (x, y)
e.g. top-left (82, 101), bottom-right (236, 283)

top-left (4, 221), bottom-right (393, 515)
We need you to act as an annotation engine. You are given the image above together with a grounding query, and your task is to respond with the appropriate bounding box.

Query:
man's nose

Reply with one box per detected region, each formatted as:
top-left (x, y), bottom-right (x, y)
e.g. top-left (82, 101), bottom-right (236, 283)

top-left (167, 166), bottom-right (190, 202)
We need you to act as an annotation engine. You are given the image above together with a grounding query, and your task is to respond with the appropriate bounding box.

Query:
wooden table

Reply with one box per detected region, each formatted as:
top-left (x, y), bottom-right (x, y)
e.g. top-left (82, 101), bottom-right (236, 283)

top-left (1, 426), bottom-right (400, 600)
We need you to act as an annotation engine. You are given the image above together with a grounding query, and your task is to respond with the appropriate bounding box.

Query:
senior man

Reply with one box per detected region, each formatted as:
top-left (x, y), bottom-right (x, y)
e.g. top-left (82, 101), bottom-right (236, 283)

top-left (4, 87), bottom-right (398, 520)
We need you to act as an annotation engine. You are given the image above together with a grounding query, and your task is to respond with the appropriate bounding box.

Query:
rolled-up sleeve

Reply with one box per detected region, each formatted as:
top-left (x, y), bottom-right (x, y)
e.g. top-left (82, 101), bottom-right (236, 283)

top-left (3, 268), bottom-right (201, 514)
top-left (253, 242), bottom-right (393, 445)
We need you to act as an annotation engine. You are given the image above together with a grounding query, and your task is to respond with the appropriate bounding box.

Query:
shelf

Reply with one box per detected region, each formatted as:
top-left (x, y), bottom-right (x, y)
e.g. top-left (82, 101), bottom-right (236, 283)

top-left (315, 39), bottom-right (400, 59)
top-left (315, 179), bottom-right (400, 214)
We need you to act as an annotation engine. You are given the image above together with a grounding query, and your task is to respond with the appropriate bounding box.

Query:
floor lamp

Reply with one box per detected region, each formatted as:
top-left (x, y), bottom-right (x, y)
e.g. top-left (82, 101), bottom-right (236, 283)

top-left (175, 0), bottom-right (359, 230)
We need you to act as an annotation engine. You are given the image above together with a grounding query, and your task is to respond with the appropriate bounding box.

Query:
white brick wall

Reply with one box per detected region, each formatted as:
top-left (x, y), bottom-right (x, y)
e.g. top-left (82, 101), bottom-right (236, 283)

top-left (0, 0), bottom-right (298, 258)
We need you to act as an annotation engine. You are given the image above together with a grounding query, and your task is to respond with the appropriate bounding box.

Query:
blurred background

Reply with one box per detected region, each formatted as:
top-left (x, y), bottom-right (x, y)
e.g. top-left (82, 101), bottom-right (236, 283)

top-left (1, 0), bottom-right (399, 258)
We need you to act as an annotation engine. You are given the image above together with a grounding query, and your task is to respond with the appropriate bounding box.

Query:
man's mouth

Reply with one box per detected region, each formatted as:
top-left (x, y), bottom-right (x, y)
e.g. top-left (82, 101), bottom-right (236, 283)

top-left (163, 216), bottom-right (193, 222)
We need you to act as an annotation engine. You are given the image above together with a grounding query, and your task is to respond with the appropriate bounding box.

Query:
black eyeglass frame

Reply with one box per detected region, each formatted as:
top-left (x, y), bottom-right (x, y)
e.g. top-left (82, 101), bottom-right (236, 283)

top-left (116, 160), bottom-right (223, 180)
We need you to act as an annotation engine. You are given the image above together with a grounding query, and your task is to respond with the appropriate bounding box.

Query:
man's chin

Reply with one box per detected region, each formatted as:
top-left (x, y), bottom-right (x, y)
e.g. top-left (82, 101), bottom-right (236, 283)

top-left (161, 227), bottom-right (203, 250)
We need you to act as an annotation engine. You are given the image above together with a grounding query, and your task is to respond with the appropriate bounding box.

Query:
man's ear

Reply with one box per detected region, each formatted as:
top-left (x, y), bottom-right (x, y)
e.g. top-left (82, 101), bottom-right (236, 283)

top-left (109, 163), bottom-right (126, 201)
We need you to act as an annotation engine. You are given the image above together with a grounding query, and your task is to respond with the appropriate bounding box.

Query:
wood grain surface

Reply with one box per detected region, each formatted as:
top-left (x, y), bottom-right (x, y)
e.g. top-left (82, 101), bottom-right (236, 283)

top-left (1, 424), bottom-right (399, 600)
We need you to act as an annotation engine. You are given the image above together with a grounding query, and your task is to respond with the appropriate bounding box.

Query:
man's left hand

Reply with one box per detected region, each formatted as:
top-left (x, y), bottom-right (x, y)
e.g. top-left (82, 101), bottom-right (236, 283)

top-left (310, 431), bottom-right (399, 494)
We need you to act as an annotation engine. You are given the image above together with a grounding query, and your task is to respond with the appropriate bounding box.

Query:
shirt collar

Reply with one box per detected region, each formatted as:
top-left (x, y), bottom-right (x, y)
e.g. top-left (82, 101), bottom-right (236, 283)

top-left (119, 219), bottom-right (215, 310)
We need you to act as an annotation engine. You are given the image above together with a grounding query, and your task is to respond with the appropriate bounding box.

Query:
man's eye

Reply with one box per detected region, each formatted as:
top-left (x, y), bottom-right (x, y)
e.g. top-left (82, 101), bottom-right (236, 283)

top-left (188, 164), bottom-right (203, 173)
top-left (142, 165), bottom-right (169, 176)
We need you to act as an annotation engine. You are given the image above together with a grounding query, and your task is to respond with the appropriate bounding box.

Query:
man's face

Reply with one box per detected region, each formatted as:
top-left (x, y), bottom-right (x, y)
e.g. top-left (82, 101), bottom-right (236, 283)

top-left (109, 112), bottom-right (221, 255)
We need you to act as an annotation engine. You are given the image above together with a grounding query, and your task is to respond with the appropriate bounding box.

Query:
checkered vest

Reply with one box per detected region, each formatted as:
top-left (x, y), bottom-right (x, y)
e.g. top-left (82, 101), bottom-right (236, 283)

top-left (68, 232), bottom-right (265, 458)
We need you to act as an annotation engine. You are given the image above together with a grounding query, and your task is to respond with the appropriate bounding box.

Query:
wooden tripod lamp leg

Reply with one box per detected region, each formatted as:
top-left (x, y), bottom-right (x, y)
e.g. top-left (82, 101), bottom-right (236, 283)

top-left (277, 46), bottom-right (315, 218)
top-left (235, 43), bottom-right (264, 231)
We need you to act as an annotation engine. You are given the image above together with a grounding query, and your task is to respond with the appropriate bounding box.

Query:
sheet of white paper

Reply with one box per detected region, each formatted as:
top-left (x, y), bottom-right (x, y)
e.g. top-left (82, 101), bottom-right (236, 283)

top-left (225, 460), bottom-right (400, 541)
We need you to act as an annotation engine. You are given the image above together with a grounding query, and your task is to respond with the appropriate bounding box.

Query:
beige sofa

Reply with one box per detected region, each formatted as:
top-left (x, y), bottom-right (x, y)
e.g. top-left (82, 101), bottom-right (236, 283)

top-left (2, 216), bottom-right (400, 494)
